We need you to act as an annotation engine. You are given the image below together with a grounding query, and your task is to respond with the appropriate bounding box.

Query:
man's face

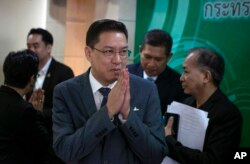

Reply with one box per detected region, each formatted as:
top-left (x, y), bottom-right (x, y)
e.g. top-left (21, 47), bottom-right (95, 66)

top-left (85, 31), bottom-right (128, 86)
top-left (180, 53), bottom-right (206, 97)
top-left (140, 44), bottom-right (169, 77)
top-left (27, 34), bottom-right (51, 64)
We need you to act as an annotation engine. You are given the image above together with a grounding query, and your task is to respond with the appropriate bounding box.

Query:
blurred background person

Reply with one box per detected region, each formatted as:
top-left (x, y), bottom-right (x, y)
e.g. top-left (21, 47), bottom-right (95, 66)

top-left (165, 47), bottom-right (242, 163)
top-left (27, 28), bottom-right (74, 164)
top-left (127, 29), bottom-right (188, 115)
top-left (0, 49), bottom-right (50, 164)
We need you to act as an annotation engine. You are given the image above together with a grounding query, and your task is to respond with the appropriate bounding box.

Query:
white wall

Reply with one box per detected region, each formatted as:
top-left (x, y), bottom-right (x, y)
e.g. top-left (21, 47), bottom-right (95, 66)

top-left (94, 0), bottom-right (136, 63)
top-left (0, 0), bottom-right (48, 84)
top-left (0, 0), bottom-right (136, 84)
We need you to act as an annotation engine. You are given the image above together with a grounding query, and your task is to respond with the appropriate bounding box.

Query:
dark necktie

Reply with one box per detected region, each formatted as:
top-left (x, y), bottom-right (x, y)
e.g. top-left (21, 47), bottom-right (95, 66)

top-left (99, 87), bottom-right (120, 126)
top-left (99, 87), bottom-right (111, 107)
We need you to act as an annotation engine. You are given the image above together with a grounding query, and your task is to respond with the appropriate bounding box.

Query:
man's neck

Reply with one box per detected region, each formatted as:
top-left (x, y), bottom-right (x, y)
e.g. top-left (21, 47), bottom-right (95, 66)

top-left (195, 85), bottom-right (217, 108)
top-left (39, 56), bottom-right (51, 70)
top-left (5, 85), bottom-right (26, 97)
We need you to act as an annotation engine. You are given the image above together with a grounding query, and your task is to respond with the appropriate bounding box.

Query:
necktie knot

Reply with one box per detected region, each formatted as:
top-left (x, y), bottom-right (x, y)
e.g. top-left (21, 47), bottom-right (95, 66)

top-left (99, 87), bottom-right (111, 107)
top-left (147, 77), bottom-right (154, 82)
top-left (99, 87), bottom-right (111, 97)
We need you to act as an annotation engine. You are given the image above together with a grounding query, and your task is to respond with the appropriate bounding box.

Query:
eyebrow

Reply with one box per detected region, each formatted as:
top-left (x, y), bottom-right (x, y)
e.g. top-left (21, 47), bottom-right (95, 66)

top-left (103, 46), bottom-right (128, 49)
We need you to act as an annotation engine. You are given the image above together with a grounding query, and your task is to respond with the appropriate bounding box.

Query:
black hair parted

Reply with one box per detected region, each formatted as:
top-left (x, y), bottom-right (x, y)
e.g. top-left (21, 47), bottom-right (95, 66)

top-left (141, 29), bottom-right (173, 55)
top-left (86, 19), bottom-right (128, 48)
top-left (189, 47), bottom-right (225, 87)
top-left (3, 49), bottom-right (39, 88)
top-left (28, 28), bottom-right (53, 45)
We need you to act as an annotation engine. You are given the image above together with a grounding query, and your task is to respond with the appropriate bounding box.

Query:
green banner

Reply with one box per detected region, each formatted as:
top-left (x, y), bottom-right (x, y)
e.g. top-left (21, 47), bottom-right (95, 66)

top-left (135, 0), bottom-right (250, 147)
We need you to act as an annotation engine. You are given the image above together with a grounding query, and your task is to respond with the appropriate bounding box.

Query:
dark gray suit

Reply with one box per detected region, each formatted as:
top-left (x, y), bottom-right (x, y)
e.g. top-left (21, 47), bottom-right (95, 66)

top-left (52, 69), bottom-right (166, 164)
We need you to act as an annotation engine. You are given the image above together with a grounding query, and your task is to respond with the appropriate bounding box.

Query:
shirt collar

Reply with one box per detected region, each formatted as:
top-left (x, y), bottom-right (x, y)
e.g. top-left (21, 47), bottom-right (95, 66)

top-left (143, 71), bottom-right (157, 81)
top-left (39, 57), bottom-right (52, 76)
top-left (89, 69), bottom-right (116, 94)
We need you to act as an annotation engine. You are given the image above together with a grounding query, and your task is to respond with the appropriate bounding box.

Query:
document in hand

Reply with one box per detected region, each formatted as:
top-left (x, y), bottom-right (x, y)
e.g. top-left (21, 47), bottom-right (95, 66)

top-left (162, 101), bottom-right (209, 164)
top-left (167, 101), bottom-right (209, 151)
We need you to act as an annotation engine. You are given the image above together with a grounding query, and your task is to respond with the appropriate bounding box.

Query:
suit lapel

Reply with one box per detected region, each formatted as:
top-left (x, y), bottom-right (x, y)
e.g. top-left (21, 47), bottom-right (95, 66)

top-left (78, 69), bottom-right (98, 117)
top-left (136, 64), bottom-right (144, 77)
top-left (42, 58), bottom-right (55, 90)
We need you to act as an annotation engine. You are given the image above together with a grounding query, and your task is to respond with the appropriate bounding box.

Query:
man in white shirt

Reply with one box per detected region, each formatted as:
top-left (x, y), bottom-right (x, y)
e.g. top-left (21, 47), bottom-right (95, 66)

top-left (27, 28), bottom-right (74, 164)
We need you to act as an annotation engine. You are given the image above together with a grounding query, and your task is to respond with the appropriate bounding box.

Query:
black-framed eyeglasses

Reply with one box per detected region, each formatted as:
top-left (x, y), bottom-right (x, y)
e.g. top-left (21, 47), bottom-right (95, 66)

top-left (93, 47), bottom-right (131, 58)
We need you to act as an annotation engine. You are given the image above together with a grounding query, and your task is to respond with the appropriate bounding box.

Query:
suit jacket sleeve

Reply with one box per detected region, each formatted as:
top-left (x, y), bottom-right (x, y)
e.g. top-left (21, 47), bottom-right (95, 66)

top-left (119, 81), bottom-right (167, 164)
top-left (52, 76), bottom-right (166, 163)
top-left (52, 80), bottom-right (118, 162)
top-left (165, 103), bottom-right (242, 164)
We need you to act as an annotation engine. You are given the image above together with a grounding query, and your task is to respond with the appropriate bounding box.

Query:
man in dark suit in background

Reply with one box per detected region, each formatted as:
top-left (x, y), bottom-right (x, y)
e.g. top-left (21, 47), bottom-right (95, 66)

top-left (52, 19), bottom-right (166, 163)
top-left (127, 29), bottom-right (188, 115)
top-left (164, 47), bottom-right (242, 163)
top-left (27, 28), bottom-right (74, 163)
top-left (0, 50), bottom-right (50, 163)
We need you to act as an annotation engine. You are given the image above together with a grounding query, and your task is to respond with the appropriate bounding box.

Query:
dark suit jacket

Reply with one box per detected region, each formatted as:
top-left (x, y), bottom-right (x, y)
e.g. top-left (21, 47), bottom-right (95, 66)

top-left (0, 85), bottom-right (50, 164)
top-left (52, 69), bottom-right (166, 164)
top-left (127, 63), bottom-right (188, 115)
top-left (27, 58), bottom-right (74, 131)
top-left (165, 89), bottom-right (242, 164)
top-left (27, 58), bottom-right (73, 163)
top-left (42, 58), bottom-right (74, 124)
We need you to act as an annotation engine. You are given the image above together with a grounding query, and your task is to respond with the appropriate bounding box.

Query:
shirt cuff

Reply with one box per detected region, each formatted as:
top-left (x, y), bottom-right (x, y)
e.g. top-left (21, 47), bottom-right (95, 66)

top-left (118, 113), bottom-right (127, 124)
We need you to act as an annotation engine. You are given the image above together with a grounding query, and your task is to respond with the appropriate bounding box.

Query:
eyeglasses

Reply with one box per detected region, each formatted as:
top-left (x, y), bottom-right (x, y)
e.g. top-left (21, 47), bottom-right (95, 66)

top-left (93, 47), bottom-right (131, 58)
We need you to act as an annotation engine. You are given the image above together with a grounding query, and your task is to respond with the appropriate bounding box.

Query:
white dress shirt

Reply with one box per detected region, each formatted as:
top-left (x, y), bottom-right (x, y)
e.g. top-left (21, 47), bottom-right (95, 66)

top-left (89, 70), bottom-right (116, 110)
top-left (143, 71), bottom-right (157, 81)
top-left (34, 57), bottom-right (52, 90)
top-left (89, 70), bottom-right (127, 123)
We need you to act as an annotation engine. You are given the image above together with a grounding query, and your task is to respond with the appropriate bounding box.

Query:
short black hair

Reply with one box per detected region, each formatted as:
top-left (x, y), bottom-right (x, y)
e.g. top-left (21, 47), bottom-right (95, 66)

top-left (141, 29), bottom-right (173, 55)
top-left (3, 49), bottom-right (39, 88)
top-left (86, 19), bottom-right (128, 48)
top-left (27, 28), bottom-right (53, 45)
top-left (189, 47), bottom-right (225, 87)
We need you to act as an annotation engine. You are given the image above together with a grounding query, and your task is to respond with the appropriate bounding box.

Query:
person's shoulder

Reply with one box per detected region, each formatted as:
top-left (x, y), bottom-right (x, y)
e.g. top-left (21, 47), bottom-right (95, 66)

top-left (127, 63), bottom-right (140, 70)
top-left (55, 73), bottom-right (85, 89)
top-left (53, 58), bottom-right (73, 71)
top-left (211, 90), bottom-right (242, 119)
top-left (51, 58), bottom-right (74, 78)
top-left (164, 66), bottom-right (181, 78)
top-left (130, 73), bottom-right (156, 88)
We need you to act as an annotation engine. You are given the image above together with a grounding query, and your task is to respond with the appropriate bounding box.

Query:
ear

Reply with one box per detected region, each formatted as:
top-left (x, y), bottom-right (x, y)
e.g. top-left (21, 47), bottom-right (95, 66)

top-left (85, 46), bottom-right (92, 62)
top-left (166, 52), bottom-right (173, 61)
top-left (203, 70), bottom-right (212, 84)
top-left (139, 45), bottom-right (143, 54)
top-left (46, 44), bottom-right (52, 54)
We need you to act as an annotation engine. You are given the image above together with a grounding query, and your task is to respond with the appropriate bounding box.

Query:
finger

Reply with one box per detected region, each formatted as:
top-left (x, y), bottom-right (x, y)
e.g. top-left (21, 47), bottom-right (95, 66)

top-left (118, 68), bottom-right (127, 94)
top-left (166, 116), bottom-right (174, 129)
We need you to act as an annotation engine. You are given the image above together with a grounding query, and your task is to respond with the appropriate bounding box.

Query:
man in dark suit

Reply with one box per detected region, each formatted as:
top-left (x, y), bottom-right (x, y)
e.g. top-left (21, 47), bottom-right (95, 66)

top-left (164, 47), bottom-right (242, 163)
top-left (127, 29), bottom-right (188, 115)
top-left (0, 50), bottom-right (50, 163)
top-left (52, 19), bottom-right (167, 163)
top-left (27, 28), bottom-right (74, 163)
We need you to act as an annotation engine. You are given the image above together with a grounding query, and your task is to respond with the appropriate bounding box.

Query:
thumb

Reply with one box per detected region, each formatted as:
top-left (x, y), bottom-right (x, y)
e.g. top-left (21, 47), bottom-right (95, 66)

top-left (166, 116), bottom-right (174, 129)
top-left (164, 116), bottom-right (175, 136)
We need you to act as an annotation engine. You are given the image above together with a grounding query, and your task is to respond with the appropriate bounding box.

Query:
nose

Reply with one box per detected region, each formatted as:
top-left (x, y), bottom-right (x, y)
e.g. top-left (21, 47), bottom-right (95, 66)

top-left (180, 73), bottom-right (184, 82)
top-left (111, 53), bottom-right (122, 64)
top-left (147, 59), bottom-right (156, 67)
top-left (28, 46), bottom-right (35, 52)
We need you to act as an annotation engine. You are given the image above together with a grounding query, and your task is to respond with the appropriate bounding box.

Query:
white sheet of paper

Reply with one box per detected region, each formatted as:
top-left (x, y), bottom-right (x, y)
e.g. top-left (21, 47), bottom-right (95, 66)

top-left (167, 101), bottom-right (209, 151)
top-left (161, 156), bottom-right (179, 164)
